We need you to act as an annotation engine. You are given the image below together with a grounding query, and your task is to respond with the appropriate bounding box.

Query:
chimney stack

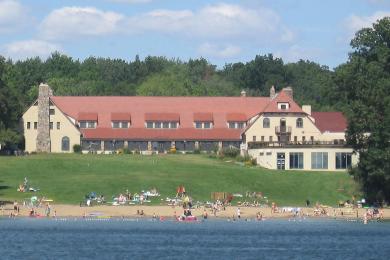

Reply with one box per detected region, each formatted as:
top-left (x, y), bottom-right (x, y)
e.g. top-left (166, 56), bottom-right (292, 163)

top-left (240, 90), bottom-right (247, 97)
top-left (36, 83), bottom-right (53, 152)
top-left (270, 85), bottom-right (276, 99)
top-left (302, 105), bottom-right (311, 115)
top-left (282, 86), bottom-right (293, 99)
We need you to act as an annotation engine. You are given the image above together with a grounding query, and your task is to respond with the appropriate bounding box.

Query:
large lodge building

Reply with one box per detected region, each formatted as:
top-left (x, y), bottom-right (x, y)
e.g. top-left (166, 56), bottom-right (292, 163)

top-left (22, 83), bottom-right (358, 171)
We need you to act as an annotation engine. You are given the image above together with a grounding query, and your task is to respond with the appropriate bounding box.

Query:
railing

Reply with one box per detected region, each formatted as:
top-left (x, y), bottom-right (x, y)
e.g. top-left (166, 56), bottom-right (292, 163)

top-left (247, 140), bottom-right (348, 149)
top-left (275, 126), bottom-right (292, 134)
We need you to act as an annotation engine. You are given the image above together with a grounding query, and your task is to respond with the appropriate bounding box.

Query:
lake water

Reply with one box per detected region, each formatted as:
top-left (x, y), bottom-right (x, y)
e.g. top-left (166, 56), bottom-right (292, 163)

top-left (1, 218), bottom-right (389, 259)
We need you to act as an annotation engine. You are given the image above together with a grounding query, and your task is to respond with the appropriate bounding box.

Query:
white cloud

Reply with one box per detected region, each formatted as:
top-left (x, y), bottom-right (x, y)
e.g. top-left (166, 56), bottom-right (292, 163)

top-left (3, 40), bottom-right (62, 60)
top-left (39, 7), bottom-right (125, 40)
top-left (345, 11), bottom-right (390, 34)
top-left (127, 3), bottom-right (294, 42)
top-left (198, 43), bottom-right (241, 58)
top-left (0, 0), bottom-right (26, 32)
top-left (39, 3), bottom-right (293, 45)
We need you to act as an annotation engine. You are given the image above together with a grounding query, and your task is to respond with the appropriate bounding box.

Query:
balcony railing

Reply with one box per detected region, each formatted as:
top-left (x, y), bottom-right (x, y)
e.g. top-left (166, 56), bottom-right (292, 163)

top-left (275, 126), bottom-right (292, 134)
top-left (247, 140), bottom-right (348, 149)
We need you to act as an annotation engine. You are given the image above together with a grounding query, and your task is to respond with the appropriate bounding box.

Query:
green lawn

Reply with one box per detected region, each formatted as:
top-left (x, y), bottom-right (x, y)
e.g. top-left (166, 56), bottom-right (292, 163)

top-left (0, 154), bottom-right (359, 206)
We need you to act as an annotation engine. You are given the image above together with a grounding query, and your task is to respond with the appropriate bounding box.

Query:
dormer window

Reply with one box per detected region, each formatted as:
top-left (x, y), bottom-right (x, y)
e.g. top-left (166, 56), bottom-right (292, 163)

top-left (194, 121), bottom-right (213, 129)
top-left (278, 102), bottom-right (289, 110)
top-left (145, 121), bottom-right (179, 129)
top-left (79, 121), bottom-right (96, 129)
top-left (112, 121), bottom-right (129, 129)
top-left (228, 121), bottom-right (246, 129)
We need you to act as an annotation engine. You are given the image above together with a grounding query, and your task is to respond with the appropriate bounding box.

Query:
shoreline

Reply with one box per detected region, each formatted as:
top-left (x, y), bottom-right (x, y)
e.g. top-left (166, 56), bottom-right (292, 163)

top-left (2, 204), bottom-right (389, 221)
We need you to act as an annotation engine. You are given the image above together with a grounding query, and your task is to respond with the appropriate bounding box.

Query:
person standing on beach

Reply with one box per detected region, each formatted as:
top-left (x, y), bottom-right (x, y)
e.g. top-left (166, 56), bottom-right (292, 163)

top-left (237, 208), bottom-right (241, 219)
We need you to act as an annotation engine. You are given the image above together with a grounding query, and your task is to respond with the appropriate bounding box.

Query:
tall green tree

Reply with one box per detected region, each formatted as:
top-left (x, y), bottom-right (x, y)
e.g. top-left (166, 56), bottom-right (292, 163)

top-left (335, 17), bottom-right (390, 204)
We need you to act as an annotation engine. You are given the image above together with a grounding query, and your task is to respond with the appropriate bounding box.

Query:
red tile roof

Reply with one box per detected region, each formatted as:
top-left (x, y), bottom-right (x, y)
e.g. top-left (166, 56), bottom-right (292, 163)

top-left (263, 90), bottom-right (304, 113)
top-left (311, 112), bottom-right (347, 133)
top-left (78, 112), bottom-right (98, 121)
top-left (144, 113), bottom-right (180, 122)
top-left (226, 113), bottom-right (247, 121)
top-left (111, 113), bottom-right (131, 121)
top-left (193, 112), bottom-right (213, 122)
top-left (81, 128), bottom-right (242, 141)
top-left (50, 95), bottom-right (347, 140)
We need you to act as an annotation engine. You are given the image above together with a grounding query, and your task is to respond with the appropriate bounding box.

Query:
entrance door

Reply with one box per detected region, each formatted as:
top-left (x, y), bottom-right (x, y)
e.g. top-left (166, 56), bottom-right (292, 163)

top-left (277, 153), bottom-right (285, 170)
top-left (280, 119), bottom-right (286, 133)
top-left (158, 142), bottom-right (165, 153)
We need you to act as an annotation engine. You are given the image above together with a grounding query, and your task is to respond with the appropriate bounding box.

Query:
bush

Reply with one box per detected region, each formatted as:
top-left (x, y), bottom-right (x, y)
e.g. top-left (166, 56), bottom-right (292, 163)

top-left (236, 154), bottom-right (251, 162)
top-left (193, 148), bottom-right (201, 154)
top-left (73, 144), bottom-right (81, 153)
top-left (221, 147), bottom-right (240, 158)
top-left (123, 148), bottom-right (131, 154)
top-left (169, 147), bottom-right (177, 154)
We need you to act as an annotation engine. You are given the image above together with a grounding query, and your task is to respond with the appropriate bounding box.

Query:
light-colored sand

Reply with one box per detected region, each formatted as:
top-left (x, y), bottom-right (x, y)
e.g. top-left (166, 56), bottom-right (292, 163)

top-left (2, 204), bottom-right (390, 220)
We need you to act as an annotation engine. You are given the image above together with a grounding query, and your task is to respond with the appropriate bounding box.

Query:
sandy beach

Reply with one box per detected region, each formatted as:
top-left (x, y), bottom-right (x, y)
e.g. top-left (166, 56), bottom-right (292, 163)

top-left (2, 204), bottom-right (389, 220)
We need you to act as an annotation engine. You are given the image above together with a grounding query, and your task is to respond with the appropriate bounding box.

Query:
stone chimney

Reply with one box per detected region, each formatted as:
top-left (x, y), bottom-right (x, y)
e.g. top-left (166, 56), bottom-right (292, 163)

top-left (282, 86), bottom-right (293, 99)
top-left (302, 105), bottom-right (311, 115)
top-left (36, 83), bottom-right (53, 152)
top-left (240, 90), bottom-right (247, 97)
top-left (270, 85), bottom-right (276, 99)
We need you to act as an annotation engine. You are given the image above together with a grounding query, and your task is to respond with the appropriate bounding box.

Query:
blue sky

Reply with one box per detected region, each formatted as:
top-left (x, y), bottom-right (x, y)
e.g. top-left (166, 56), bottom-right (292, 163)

top-left (0, 0), bottom-right (389, 69)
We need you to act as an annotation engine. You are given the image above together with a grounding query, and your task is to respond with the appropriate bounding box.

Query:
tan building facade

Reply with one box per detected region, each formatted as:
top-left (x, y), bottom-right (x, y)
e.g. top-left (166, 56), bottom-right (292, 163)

top-left (21, 83), bottom-right (357, 171)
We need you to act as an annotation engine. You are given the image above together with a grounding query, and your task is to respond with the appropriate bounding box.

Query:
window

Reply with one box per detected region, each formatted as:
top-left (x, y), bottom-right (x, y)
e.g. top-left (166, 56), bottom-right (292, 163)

top-left (311, 152), bottom-right (328, 169)
top-left (266, 152), bottom-right (272, 155)
top-left (204, 122), bottom-right (211, 129)
top-left (27, 122), bottom-right (31, 129)
top-left (259, 152), bottom-right (264, 156)
top-left (302, 136), bottom-right (306, 142)
top-left (310, 136), bottom-right (314, 142)
top-left (79, 121), bottom-right (96, 129)
top-left (34, 122), bottom-right (37, 129)
top-left (228, 122), bottom-right (235, 129)
top-left (49, 122), bottom-right (53, 130)
top-left (163, 122), bottom-right (169, 129)
top-left (237, 122), bottom-right (244, 129)
top-left (290, 153), bottom-right (304, 169)
top-left (278, 102), bottom-right (289, 110)
top-left (61, 136), bottom-right (70, 151)
top-left (263, 118), bottom-right (270, 128)
top-left (296, 118), bottom-right (303, 128)
top-left (294, 136), bottom-right (297, 142)
top-left (171, 122), bottom-right (177, 129)
top-left (121, 122), bottom-right (129, 128)
top-left (336, 153), bottom-right (352, 169)
top-left (195, 122), bottom-right (202, 129)
top-left (261, 136), bottom-right (264, 141)
top-left (57, 122), bottom-right (60, 130)
top-left (112, 122), bottom-right (120, 128)
top-left (49, 109), bottom-right (55, 115)
top-left (155, 122), bottom-right (161, 128)
top-left (146, 122), bottom-right (153, 128)
top-left (253, 136), bottom-right (256, 142)
top-left (269, 136), bottom-right (273, 142)
top-left (87, 121), bottom-right (96, 128)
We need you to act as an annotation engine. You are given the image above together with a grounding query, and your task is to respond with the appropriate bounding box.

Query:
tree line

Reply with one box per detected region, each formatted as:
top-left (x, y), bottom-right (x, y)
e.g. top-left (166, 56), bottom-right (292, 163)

top-left (0, 18), bottom-right (389, 204)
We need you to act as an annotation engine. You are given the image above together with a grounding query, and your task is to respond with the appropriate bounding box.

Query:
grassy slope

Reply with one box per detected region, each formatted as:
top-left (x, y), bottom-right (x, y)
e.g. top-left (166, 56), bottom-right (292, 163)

top-left (0, 154), bottom-right (359, 206)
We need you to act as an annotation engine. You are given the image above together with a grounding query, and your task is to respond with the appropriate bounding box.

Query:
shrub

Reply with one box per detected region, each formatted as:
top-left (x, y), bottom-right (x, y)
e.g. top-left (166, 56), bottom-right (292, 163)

top-left (123, 148), bottom-right (131, 154)
top-left (193, 148), bottom-right (201, 154)
top-left (73, 144), bottom-right (81, 153)
top-left (236, 154), bottom-right (251, 162)
top-left (169, 147), bottom-right (177, 154)
top-left (221, 147), bottom-right (240, 158)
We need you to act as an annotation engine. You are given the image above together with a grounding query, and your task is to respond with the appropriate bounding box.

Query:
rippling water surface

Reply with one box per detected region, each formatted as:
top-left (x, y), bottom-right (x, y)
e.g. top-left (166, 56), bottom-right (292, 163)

top-left (1, 218), bottom-right (389, 259)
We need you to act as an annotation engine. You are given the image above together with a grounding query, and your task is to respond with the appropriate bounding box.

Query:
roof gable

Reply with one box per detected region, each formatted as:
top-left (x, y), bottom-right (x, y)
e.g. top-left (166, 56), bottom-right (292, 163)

top-left (263, 90), bottom-right (304, 113)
